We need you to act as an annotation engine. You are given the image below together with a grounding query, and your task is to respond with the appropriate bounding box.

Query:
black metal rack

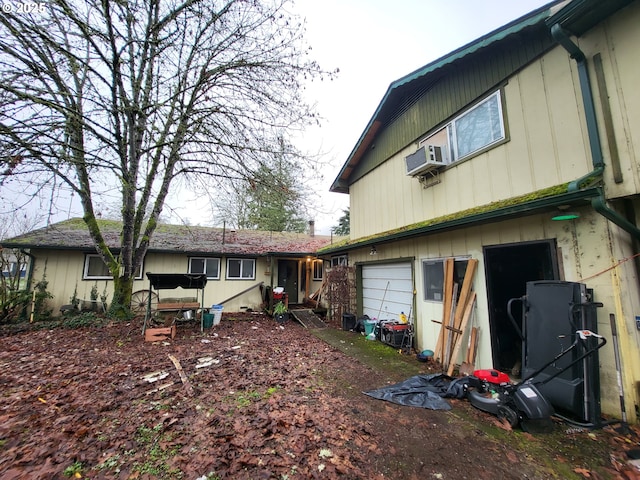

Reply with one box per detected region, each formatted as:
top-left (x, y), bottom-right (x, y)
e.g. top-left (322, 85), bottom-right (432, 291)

top-left (143, 273), bottom-right (208, 333)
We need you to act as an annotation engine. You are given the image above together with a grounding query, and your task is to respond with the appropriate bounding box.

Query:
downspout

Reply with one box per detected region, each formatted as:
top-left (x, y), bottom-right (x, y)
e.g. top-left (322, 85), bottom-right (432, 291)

top-left (551, 24), bottom-right (640, 240)
top-left (20, 249), bottom-right (35, 292)
top-left (20, 249), bottom-right (36, 322)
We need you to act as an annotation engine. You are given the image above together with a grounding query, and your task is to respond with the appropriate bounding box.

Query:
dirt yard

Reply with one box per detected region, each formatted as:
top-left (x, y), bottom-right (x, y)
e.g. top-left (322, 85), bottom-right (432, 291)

top-left (1, 312), bottom-right (639, 479)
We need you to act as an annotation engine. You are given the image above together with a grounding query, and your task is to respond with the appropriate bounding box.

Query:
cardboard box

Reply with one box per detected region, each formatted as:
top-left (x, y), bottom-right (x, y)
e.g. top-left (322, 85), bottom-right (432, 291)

top-left (144, 325), bottom-right (176, 342)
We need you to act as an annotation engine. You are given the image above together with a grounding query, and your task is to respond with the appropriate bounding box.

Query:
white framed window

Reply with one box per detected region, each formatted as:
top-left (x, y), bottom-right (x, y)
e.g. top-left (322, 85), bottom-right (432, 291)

top-left (312, 260), bottom-right (323, 280)
top-left (422, 257), bottom-right (469, 302)
top-left (331, 255), bottom-right (348, 267)
top-left (420, 90), bottom-right (506, 165)
top-left (189, 257), bottom-right (220, 279)
top-left (83, 254), bottom-right (143, 280)
top-left (449, 90), bottom-right (505, 160)
top-left (2, 261), bottom-right (26, 278)
top-left (226, 258), bottom-right (255, 280)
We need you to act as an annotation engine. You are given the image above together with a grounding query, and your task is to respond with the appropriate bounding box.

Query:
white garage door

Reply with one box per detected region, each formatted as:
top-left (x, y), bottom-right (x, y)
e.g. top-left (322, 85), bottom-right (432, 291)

top-left (362, 263), bottom-right (414, 321)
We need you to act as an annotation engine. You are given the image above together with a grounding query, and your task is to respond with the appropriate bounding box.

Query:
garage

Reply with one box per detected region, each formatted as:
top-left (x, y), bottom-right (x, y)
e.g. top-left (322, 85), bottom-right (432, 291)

top-left (361, 262), bottom-right (414, 321)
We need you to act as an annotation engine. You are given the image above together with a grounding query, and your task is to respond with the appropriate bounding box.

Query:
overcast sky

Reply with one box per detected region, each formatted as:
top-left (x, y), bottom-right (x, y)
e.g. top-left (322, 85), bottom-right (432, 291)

top-left (7, 1), bottom-right (555, 235)
top-left (289, 0), bottom-right (553, 234)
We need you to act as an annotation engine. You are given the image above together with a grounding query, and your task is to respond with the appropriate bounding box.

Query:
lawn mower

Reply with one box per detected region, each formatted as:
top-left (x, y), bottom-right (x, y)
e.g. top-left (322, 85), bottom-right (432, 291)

top-left (466, 330), bottom-right (606, 431)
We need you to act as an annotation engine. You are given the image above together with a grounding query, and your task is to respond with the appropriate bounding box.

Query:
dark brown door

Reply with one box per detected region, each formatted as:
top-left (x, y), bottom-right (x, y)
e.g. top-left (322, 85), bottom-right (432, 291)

top-left (277, 260), bottom-right (299, 304)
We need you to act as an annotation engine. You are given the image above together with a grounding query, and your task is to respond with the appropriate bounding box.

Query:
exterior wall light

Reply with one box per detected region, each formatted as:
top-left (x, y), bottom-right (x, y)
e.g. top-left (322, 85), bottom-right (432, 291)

top-left (370, 245), bottom-right (377, 255)
top-left (551, 211), bottom-right (580, 221)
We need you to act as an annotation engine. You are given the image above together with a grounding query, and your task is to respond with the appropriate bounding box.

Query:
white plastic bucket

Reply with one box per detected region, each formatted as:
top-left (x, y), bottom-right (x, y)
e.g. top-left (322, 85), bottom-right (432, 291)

top-left (211, 304), bottom-right (224, 325)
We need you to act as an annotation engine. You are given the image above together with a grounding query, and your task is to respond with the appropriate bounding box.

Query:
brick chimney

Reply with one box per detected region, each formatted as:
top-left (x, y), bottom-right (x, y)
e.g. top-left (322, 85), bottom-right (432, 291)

top-left (308, 220), bottom-right (315, 237)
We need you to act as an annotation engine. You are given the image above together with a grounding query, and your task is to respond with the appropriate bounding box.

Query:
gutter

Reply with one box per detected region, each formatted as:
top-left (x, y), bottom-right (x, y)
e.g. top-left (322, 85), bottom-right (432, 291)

top-left (319, 186), bottom-right (600, 255)
top-left (550, 24), bottom-right (640, 241)
top-left (20, 249), bottom-right (35, 292)
top-left (20, 248), bottom-right (36, 322)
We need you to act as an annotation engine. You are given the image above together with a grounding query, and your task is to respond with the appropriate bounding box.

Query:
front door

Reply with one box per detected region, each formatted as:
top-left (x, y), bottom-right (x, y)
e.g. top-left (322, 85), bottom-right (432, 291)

top-left (277, 260), bottom-right (299, 304)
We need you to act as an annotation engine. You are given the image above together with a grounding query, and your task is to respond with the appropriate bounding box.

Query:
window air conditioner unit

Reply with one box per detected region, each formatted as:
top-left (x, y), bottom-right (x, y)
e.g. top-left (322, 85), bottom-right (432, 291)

top-left (405, 145), bottom-right (447, 176)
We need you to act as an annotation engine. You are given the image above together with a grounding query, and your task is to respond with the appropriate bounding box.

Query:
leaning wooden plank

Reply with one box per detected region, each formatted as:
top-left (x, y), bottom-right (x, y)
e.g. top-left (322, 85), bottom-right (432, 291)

top-left (443, 283), bottom-right (459, 371)
top-left (434, 258), bottom-right (454, 363)
top-left (216, 281), bottom-right (264, 305)
top-left (447, 292), bottom-right (477, 376)
top-left (430, 320), bottom-right (462, 335)
top-left (459, 326), bottom-right (479, 376)
top-left (451, 259), bottom-right (478, 331)
top-left (168, 354), bottom-right (194, 397)
top-left (309, 277), bottom-right (327, 300)
top-left (468, 327), bottom-right (479, 364)
top-left (448, 259), bottom-right (478, 357)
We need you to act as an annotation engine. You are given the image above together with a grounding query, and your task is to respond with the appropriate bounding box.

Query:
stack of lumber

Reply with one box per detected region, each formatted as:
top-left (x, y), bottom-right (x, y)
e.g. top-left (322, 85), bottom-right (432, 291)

top-left (433, 258), bottom-right (478, 376)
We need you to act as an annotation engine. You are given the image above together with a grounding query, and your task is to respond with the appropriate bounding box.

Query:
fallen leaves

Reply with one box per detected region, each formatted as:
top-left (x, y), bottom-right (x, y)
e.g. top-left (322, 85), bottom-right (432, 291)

top-left (1, 314), bottom-right (638, 479)
top-left (0, 316), bottom-right (378, 479)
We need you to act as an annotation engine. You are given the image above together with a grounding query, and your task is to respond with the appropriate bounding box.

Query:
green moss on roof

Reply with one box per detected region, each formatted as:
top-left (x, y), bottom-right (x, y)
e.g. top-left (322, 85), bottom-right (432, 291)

top-left (318, 183), bottom-right (570, 253)
top-left (2, 217), bottom-right (333, 255)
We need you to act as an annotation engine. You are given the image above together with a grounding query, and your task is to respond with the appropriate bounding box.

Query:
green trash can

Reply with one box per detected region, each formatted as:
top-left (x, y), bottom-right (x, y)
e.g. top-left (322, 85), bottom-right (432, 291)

top-left (203, 313), bottom-right (214, 328)
top-left (364, 320), bottom-right (376, 335)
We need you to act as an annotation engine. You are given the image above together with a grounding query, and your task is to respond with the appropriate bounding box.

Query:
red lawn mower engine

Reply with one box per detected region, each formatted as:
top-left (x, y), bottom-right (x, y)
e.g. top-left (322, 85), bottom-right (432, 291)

top-left (466, 369), bottom-right (555, 431)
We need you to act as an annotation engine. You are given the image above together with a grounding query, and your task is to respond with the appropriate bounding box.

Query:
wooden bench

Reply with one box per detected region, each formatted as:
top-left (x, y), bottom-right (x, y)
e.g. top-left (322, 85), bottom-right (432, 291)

top-left (155, 297), bottom-right (200, 324)
top-left (156, 302), bottom-right (200, 312)
top-left (157, 296), bottom-right (200, 311)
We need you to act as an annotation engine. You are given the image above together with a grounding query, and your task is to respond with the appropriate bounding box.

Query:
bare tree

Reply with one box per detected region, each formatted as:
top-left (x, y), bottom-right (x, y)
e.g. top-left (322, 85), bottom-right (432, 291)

top-left (0, 0), bottom-right (332, 316)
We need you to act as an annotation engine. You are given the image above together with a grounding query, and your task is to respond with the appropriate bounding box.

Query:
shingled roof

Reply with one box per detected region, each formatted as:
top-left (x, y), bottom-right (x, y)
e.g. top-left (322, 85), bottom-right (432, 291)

top-left (1, 218), bottom-right (334, 256)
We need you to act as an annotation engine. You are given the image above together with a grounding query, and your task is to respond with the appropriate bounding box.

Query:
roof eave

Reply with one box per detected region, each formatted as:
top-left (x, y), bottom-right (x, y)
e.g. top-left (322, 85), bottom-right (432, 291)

top-left (545, 0), bottom-right (634, 35)
top-left (318, 186), bottom-right (600, 255)
top-left (329, 3), bottom-right (558, 194)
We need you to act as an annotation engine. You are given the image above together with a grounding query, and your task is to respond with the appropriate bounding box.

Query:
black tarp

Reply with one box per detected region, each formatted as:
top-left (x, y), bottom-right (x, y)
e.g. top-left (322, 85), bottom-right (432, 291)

top-left (146, 273), bottom-right (207, 290)
top-left (364, 373), bottom-right (471, 411)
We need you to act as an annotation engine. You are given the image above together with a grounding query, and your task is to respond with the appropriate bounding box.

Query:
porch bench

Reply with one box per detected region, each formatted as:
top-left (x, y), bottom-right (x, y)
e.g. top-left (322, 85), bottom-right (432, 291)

top-left (156, 302), bottom-right (200, 311)
top-left (156, 297), bottom-right (200, 312)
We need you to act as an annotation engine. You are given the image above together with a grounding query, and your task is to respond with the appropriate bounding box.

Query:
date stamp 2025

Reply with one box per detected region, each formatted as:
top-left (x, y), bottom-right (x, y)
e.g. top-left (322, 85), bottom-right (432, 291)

top-left (1, 2), bottom-right (46, 14)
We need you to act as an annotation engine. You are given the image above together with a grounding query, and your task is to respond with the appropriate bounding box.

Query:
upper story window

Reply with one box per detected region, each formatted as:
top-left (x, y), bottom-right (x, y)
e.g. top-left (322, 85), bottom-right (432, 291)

top-left (420, 90), bottom-right (506, 165)
top-left (189, 257), bottom-right (220, 279)
top-left (83, 254), bottom-right (143, 280)
top-left (226, 258), bottom-right (255, 280)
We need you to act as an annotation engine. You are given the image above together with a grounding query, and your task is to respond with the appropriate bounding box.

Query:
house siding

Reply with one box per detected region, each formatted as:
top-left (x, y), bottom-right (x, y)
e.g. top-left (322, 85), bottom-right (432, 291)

top-left (350, 45), bottom-right (596, 239)
top-left (348, 207), bottom-right (639, 421)
top-left (339, 2), bottom-right (640, 422)
top-left (28, 250), bottom-right (323, 314)
top-left (581, 2), bottom-right (640, 198)
top-left (349, 26), bottom-right (555, 185)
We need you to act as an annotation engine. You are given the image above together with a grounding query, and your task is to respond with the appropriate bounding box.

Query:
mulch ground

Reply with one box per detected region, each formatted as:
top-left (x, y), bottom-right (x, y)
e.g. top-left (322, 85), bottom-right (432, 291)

top-left (1, 312), bottom-right (639, 479)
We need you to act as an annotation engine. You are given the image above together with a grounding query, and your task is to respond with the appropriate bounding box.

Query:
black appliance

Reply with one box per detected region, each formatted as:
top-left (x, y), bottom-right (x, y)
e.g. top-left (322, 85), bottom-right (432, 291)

top-left (508, 281), bottom-right (602, 425)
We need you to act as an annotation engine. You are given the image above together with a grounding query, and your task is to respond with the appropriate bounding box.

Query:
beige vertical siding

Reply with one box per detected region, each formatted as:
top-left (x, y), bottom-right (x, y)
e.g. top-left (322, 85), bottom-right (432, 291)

top-left (342, 0), bottom-right (640, 425)
top-left (347, 209), bottom-right (639, 421)
top-left (29, 251), bottom-right (322, 315)
top-left (579, 1), bottom-right (640, 197)
top-left (350, 46), bottom-right (598, 240)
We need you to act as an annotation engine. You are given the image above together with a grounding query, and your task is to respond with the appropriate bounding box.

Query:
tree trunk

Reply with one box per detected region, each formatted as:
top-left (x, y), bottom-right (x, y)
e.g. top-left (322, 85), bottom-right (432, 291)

top-left (110, 274), bottom-right (134, 319)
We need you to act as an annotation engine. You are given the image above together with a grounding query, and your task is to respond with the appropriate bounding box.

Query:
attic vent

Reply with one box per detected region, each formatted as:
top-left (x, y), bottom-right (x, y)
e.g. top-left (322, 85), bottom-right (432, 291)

top-left (405, 145), bottom-right (447, 176)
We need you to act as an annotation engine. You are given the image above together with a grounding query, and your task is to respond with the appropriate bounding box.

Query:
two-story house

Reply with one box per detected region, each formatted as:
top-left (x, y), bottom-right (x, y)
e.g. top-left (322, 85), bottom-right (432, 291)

top-left (320, 0), bottom-right (640, 423)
